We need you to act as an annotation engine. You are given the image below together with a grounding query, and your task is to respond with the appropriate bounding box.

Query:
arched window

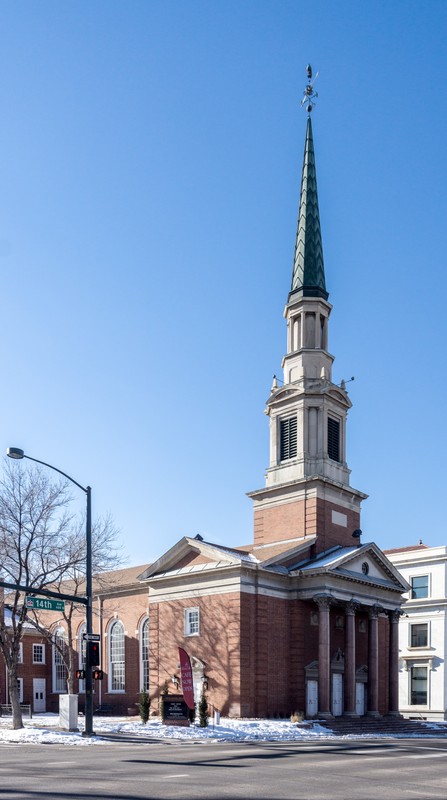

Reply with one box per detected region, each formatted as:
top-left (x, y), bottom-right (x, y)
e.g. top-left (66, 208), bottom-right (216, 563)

top-left (52, 627), bottom-right (67, 693)
top-left (78, 624), bottom-right (86, 693)
top-left (140, 617), bottom-right (149, 693)
top-left (108, 620), bottom-right (125, 692)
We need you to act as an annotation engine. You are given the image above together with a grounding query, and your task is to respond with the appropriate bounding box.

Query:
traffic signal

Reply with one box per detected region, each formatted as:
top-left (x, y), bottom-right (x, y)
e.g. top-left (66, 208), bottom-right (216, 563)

top-left (76, 669), bottom-right (86, 680)
top-left (88, 641), bottom-right (100, 666)
top-left (93, 669), bottom-right (104, 680)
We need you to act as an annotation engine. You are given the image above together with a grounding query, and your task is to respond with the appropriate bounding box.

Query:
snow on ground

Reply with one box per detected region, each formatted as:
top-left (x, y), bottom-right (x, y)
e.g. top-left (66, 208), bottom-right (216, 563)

top-left (0, 714), bottom-right (446, 746)
top-left (0, 714), bottom-right (332, 746)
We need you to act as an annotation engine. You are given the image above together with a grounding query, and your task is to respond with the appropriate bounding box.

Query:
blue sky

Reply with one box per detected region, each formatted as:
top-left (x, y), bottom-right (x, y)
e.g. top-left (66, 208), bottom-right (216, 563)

top-left (1, 1), bottom-right (446, 565)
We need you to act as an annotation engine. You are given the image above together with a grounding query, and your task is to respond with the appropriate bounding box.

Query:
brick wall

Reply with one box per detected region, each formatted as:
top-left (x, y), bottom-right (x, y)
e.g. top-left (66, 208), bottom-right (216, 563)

top-left (253, 495), bottom-right (361, 552)
top-left (150, 593), bottom-right (243, 717)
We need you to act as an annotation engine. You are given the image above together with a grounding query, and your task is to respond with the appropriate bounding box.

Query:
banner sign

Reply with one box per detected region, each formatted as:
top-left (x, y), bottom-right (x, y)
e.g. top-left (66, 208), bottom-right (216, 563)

top-left (178, 647), bottom-right (195, 709)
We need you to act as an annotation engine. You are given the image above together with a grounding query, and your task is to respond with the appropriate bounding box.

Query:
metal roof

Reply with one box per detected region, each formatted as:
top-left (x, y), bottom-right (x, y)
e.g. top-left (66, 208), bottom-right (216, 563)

top-left (289, 116), bottom-right (327, 302)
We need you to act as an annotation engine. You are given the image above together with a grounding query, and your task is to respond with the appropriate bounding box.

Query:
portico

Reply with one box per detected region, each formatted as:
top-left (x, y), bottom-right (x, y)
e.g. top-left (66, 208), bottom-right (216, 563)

top-left (287, 543), bottom-right (407, 718)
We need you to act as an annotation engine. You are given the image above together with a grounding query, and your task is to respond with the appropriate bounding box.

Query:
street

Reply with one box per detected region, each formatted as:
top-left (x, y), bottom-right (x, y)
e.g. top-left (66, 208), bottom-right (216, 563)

top-left (0, 738), bottom-right (446, 800)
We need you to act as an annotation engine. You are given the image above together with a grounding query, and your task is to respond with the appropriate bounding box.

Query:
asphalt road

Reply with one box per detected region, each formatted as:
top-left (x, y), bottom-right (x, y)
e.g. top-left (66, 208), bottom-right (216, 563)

top-left (0, 737), bottom-right (447, 800)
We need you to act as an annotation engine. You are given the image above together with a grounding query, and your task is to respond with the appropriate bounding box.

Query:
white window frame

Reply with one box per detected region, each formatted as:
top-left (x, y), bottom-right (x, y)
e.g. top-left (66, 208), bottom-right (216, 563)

top-left (108, 620), bottom-right (125, 693)
top-left (409, 621), bottom-right (429, 649)
top-left (17, 677), bottom-right (23, 703)
top-left (17, 642), bottom-right (23, 664)
top-left (409, 664), bottom-right (429, 706)
top-left (184, 607), bottom-right (200, 637)
top-left (410, 574), bottom-right (430, 600)
top-left (140, 617), bottom-right (150, 693)
top-left (32, 643), bottom-right (45, 664)
top-left (52, 627), bottom-right (67, 694)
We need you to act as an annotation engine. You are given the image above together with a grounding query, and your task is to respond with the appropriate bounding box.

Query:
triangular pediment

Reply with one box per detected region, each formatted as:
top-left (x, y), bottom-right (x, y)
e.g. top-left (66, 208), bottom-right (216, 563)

top-left (138, 537), bottom-right (256, 581)
top-left (337, 544), bottom-right (409, 590)
top-left (294, 542), bottom-right (409, 593)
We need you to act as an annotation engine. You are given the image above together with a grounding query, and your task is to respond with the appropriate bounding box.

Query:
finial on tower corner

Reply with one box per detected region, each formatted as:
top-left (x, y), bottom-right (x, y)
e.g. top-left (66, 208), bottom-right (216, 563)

top-left (301, 63), bottom-right (319, 114)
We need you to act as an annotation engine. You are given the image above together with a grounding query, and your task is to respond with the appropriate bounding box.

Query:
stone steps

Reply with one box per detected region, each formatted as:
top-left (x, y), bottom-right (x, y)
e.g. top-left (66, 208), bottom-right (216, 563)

top-left (318, 716), bottom-right (447, 737)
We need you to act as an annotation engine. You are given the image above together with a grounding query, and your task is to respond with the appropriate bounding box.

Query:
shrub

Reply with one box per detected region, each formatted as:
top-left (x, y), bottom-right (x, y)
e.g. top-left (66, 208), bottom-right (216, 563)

top-left (290, 710), bottom-right (305, 723)
top-left (159, 680), bottom-right (169, 720)
top-left (198, 688), bottom-right (208, 728)
top-left (139, 691), bottom-right (150, 724)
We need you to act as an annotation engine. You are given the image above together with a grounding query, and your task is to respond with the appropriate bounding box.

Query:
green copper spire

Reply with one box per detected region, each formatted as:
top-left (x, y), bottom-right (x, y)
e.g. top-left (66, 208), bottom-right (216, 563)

top-left (289, 115), bottom-right (328, 301)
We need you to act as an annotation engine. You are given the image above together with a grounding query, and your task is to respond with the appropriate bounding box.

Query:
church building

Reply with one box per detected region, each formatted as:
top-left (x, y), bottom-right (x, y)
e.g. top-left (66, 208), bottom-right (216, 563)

top-left (138, 110), bottom-right (408, 719)
top-left (2, 102), bottom-right (408, 720)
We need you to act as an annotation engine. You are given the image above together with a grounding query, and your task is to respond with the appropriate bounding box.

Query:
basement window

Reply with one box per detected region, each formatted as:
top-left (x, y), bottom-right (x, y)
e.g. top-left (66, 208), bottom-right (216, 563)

top-left (327, 417), bottom-right (340, 462)
top-left (280, 416), bottom-right (297, 461)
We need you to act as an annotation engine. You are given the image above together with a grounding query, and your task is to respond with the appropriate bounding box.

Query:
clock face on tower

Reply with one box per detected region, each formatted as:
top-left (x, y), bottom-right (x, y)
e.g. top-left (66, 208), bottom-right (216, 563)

top-left (362, 561), bottom-right (369, 575)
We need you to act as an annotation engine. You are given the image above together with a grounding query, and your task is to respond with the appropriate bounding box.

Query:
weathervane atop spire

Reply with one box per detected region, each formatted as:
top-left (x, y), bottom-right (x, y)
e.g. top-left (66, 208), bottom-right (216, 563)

top-left (301, 64), bottom-right (319, 113)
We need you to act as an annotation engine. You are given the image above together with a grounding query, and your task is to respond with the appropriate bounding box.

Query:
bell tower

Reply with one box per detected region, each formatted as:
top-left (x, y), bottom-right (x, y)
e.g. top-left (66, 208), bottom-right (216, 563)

top-left (248, 71), bottom-right (367, 554)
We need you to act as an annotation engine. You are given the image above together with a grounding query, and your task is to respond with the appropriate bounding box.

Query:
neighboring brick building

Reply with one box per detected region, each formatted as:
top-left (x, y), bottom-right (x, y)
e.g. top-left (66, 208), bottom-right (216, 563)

top-left (1, 107), bottom-right (408, 719)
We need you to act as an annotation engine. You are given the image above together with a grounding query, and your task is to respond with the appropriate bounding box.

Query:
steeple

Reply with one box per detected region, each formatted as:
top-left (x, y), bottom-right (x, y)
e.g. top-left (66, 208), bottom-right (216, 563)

top-left (290, 116), bottom-right (327, 302)
top-left (248, 70), bottom-right (367, 554)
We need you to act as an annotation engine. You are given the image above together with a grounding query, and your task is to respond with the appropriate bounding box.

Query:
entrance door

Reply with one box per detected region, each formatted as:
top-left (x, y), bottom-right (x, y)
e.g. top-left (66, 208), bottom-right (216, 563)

top-left (33, 679), bottom-right (46, 713)
top-left (355, 682), bottom-right (365, 716)
top-left (306, 680), bottom-right (318, 717)
top-left (332, 674), bottom-right (343, 716)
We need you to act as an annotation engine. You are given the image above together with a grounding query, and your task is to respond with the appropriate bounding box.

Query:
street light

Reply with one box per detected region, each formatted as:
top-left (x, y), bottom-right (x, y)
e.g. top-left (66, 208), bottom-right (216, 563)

top-left (6, 447), bottom-right (95, 737)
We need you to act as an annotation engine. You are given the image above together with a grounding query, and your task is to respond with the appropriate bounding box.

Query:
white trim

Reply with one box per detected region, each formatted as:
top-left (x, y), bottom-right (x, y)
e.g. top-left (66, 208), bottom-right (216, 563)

top-left (32, 643), bottom-right (45, 665)
top-left (184, 607), bottom-right (200, 637)
top-left (409, 620), bottom-right (430, 649)
top-left (409, 573), bottom-right (430, 600)
top-left (108, 619), bottom-right (125, 693)
top-left (52, 627), bottom-right (67, 694)
top-left (139, 616), bottom-right (149, 693)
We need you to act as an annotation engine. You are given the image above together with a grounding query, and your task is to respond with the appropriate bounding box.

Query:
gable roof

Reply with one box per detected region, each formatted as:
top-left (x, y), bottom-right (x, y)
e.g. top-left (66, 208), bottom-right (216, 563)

top-left (138, 537), bottom-right (258, 581)
top-left (291, 542), bottom-right (409, 594)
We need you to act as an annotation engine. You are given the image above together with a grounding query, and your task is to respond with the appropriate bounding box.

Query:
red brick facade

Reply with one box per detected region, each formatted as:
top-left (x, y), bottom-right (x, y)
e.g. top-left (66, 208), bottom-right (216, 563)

top-left (253, 493), bottom-right (361, 553)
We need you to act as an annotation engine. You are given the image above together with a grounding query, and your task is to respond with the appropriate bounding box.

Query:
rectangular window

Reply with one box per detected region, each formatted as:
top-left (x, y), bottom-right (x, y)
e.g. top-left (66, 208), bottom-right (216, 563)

top-left (410, 623), bottom-right (428, 648)
top-left (327, 417), bottom-right (340, 462)
top-left (280, 417), bottom-right (297, 461)
top-left (33, 644), bottom-right (45, 664)
top-left (185, 608), bottom-right (200, 636)
top-left (410, 575), bottom-right (429, 599)
top-left (410, 666), bottom-right (427, 705)
top-left (17, 643), bottom-right (23, 664)
top-left (17, 678), bottom-right (23, 704)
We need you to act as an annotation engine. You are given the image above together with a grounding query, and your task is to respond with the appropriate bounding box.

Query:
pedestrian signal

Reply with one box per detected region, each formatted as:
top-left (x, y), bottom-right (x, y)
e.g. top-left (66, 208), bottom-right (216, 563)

top-left (88, 641), bottom-right (100, 666)
top-left (76, 669), bottom-right (86, 680)
top-left (93, 669), bottom-right (104, 680)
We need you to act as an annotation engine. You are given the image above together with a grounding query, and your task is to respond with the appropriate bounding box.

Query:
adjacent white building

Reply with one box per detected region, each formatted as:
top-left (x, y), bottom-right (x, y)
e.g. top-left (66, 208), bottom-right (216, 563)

top-left (386, 544), bottom-right (447, 721)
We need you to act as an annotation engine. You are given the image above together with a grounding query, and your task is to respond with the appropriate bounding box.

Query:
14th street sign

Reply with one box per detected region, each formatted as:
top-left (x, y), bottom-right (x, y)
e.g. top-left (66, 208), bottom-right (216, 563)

top-left (26, 596), bottom-right (65, 612)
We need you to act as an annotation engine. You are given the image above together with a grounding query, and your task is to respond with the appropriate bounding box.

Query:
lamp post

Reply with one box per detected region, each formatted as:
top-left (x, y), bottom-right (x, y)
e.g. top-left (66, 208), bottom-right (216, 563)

top-left (6, 447), bottom-right (95, 737)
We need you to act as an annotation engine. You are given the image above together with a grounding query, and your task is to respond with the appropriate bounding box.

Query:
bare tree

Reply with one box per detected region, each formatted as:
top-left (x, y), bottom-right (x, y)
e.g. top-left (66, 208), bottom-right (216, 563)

top-left (0, 461), bottom-right (74, 728)
top-left (28, 513), bottom-right (122, 694)
top-left (0, 460), bottom-right (122, 729)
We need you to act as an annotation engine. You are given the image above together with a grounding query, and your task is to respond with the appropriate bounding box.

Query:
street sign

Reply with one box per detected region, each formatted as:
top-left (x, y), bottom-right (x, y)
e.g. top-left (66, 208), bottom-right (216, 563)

top-left (83, 633), bottom-right (101, 642)
top-left (26, 596), bottom-right (65, 612)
